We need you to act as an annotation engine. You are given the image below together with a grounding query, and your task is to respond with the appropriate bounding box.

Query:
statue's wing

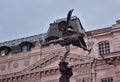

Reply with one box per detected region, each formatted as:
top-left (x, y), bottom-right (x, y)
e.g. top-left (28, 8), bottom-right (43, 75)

top-left (45, 25), bottom-right (59, 41)
top-left (66, 9), bottom-right (74, 27)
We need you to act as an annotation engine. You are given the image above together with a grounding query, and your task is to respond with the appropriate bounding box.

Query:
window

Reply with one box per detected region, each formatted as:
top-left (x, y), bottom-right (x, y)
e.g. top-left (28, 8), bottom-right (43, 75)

top-left (21, 45), bottom-right (28, 52)
top-left (101, 77), bottom-right (113, 82)
top-left (98, 41), bottom-right (110, 55)
top-left (19, 41), bottom-right (33, 53)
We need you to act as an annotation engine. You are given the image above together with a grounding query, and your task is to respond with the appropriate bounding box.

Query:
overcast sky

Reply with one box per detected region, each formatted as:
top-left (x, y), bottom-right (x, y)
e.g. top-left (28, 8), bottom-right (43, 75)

top-left (0, 0), bottom-right (120, 42)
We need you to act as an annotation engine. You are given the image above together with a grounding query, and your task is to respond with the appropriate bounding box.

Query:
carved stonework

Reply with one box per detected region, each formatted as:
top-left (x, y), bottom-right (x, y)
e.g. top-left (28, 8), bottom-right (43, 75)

top-left (13, 62), bottom-right (19, 68)
top-left (77, 68), bottom-right (92, 75)
top-left (0, 65), bottom-right (6, 71)
top-left (24, 60), bottom-right (30, 66)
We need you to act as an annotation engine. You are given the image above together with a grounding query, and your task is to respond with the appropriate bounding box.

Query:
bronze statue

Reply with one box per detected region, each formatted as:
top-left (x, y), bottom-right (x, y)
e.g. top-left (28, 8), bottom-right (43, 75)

top-left (42, 9), bottom-right (92, 82)
top-left (42, 9), bottom-right (91, 62)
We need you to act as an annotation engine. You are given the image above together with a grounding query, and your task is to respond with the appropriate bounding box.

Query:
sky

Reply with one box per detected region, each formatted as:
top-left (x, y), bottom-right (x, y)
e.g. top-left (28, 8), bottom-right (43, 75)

top-left (0, 0), bottom-right (120, 42)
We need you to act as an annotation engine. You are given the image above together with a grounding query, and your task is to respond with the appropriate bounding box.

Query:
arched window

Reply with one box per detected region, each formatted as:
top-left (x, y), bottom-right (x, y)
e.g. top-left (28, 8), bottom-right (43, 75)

top-left (0, 46), bottom-right (11, 56)
top-left (98, 41), bottom-right (110, 55)
top-left (19, 41), bottom-right (33, 53)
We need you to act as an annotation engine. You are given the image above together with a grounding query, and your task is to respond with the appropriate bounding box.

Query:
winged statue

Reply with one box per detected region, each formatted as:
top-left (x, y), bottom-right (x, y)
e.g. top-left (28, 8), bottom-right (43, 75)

top-left (42, 9), bottom-right (91, 62)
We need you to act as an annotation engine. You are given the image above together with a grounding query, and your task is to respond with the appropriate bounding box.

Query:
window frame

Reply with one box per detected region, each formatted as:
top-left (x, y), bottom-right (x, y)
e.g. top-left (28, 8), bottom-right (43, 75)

top-left (21, 44), bottom-right (30, 52)
top-left (98, 41), bottom-right (110, 55)
top-left (21, 45), bottom-right (28, 52)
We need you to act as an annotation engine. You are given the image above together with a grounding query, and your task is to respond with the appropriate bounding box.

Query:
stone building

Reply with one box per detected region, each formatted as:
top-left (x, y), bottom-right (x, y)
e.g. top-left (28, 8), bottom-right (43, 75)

top-left (0, 17), bottom-right (120, 82)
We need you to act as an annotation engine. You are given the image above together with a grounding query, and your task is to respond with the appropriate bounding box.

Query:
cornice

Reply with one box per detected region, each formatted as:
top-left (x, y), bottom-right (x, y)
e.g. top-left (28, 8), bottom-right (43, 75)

top-left (97, 51), bottom-right (120, 67)
top-left (0, 51), bottom-right (40, 63)
top-left (111, 27), bottom-right (120, 32)
top-left (98, 51), bottom-right (120, 60)
top-left (93, 32), bottom-right (111, 37)
top-left (0, 45), bottom-right (66, 63)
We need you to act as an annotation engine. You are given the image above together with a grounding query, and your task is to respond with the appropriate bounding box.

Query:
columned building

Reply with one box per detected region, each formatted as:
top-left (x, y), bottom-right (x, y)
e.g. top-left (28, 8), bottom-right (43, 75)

top-left (0, 17), bottom-right (120, 82)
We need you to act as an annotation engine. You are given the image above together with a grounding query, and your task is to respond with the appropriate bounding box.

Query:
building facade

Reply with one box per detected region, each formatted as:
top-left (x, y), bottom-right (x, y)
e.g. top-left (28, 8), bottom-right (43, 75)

top-left (0, 17), bottom-right (120, 82)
